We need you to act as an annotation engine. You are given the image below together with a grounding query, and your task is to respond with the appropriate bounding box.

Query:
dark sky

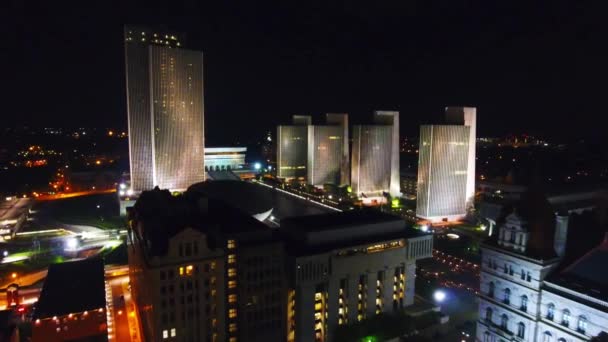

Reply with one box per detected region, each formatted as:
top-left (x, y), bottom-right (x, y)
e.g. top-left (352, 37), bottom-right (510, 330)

top-left (5, 1), bottom-right (608, 145)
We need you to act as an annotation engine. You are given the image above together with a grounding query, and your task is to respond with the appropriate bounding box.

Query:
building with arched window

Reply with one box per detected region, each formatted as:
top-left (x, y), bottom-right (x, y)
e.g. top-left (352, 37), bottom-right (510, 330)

top-left (476, 190), bottom-right (608, 341)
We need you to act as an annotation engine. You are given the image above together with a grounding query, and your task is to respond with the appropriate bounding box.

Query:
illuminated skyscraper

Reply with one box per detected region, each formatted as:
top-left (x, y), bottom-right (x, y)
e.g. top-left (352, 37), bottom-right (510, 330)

top-left (416, 125), bottom-right (471, 222)
top-left (277, 115), bottom-right (310, 180)
top-left (307, 113), bottom-right (349, 186)
top-left (351, 111), bottom-right (400, 199)
top-left (445, 107), bottom-right (476, 209)
top-left (124, 26), bottom-right (205, 192)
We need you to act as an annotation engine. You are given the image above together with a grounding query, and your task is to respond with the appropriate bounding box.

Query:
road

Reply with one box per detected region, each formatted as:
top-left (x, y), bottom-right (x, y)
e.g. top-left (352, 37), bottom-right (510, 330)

top-left (108, 273), bottom-right (141, 342)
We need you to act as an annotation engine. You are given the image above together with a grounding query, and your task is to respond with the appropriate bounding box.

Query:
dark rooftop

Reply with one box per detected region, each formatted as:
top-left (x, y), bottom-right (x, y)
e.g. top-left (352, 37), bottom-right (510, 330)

top-left (188, 181), bottom-right (273, 216)
top-left (280, 210), bottom-right (425, 256)
top-left (547, 234), bottom-right (608, 303)
top-left (281, 209), bottom-right (403, 232)
top-left (34, 258), bottom-right (105, 319)
top-left (131, 187), bottom-right (271, 257)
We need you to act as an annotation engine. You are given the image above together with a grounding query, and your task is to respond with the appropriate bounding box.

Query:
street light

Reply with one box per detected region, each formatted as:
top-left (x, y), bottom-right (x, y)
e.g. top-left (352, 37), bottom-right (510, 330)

top-left (433, 290), bottom-right (446, 303)
top-left (254, 162), bottom-right (262, 171)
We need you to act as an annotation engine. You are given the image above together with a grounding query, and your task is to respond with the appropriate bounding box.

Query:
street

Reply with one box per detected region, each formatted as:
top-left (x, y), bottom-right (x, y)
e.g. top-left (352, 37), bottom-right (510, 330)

top-left (107, 272), bottom-right (141, 342)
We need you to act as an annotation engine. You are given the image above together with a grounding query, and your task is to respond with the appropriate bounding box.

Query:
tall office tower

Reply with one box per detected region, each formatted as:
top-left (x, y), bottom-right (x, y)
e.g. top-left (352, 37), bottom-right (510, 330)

top-left (281, 210), bottom-right (433, 342)
top-left (416, 125), bottom-right (471, 222)
top-left (124, 26), bottom-right (205, 192)
top-left (445, 107), bottom-right (476, 209)
top-left (277, 115), bottom-right (311, 180)
top-left (326, 113), bottom-right (350, 185)
top-left (307, 113), bottom-right (349, 187)
top-left (128, 188), bottom-right (286, 342)
top-left (351, 111), bottom-right (400, 199)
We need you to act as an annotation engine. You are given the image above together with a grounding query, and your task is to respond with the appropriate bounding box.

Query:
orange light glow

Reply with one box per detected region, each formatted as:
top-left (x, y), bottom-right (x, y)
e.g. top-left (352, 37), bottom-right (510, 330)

top-left (11, 273), bottom-right (17, 279)
top-left (95, 160), bottom-right (101, 165)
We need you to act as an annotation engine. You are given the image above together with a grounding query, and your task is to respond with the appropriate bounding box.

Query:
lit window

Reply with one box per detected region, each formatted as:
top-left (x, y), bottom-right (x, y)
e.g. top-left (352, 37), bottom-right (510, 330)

top-left (229, 323), bottom-right (237, 333)
top-left (577, 316), bottom-right (587, 334)
top-left (229, 338), bottom-right (237, 342)
top-left (186, 265), bottom-right (193, 276)
top-left (228, 254), bottom-right (236, 264)
top-left (170, 328), bottom-right (176, 337)
top-left (229, 308), bottom-right (237, 318)
top-left (162, 330), bottom-right (168, 339)
top-left (562, 309), bottom-right (570, 327)
top-left (227, 240), bottom-right (236, 249)
top-left (228, 280), bottom-right (237, 289)
top-left (179, 267), bottom-right (184, 276)
top-left (228, 268), bottom-right (237, 277)
top-left (228, 294), bottom-right (237, 303)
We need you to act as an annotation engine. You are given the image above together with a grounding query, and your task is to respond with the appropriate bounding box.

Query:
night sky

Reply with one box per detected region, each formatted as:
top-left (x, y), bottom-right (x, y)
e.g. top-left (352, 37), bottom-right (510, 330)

top-left (6, 1), bottom-right (608, 145)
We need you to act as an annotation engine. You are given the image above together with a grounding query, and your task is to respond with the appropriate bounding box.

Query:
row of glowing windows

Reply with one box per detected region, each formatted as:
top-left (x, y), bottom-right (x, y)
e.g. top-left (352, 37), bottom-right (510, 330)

top-left (162, 328), bottom-right (176, 339)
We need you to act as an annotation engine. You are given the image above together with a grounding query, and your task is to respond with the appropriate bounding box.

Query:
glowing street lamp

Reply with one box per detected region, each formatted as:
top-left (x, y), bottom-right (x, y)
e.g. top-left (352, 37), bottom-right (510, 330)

top-left (433, 289), bottom-right (447, 303)
top-left (254, 162), bottom-right (262, 171)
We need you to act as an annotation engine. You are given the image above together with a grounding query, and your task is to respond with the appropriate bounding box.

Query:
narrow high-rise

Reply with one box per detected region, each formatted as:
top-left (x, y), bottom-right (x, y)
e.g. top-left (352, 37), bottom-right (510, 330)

top-left (124, 26), bottom-right (205, 192)
top-left (308, 113), bottom-right (349, 187)
top-left (351, 111), bottom-right (400, 199)
top-left (277, 115), bottom-right (310, 180)
top-left (416, 107), bottom-right (476, 222)
top-left (445, 107), bottom-right (476, 209)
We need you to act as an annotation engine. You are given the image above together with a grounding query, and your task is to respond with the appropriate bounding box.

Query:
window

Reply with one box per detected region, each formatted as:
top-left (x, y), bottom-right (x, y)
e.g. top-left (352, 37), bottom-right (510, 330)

top-left (227, 239), bottom-right (236, 249)
top-left (488, 282), bottom-right (495, 298)
top-left (521, 269), bottom-right (525, 280)
top-left (526, 271), bottom-right (531, 282)
top-left (483, 331), bottom-right (491, 342)
top-left (509, 265), bottom-right (514, 276)
top-left (557, 339), bottom-right (566, 342)
top-left (228, 254), bottom-right (236, 264)
top-left (517, 322), bottom-right (525, 338)
top-left (186, 265), bottom-right (193, 276)
top-left (577, 316), bottom-right (587, 334)
top-left (229, 308), bottom-right (237, 318)
top-left (503, 288), bottom-right (511, 305)
top-left (229, 323), bottom-right (237, 333)
top-left (547, 303), bottom-right (555, 320)
top-left (162, 329), bottom-right (168, 339)
top-left (228, 280), bottom-right (237, 289)
top-left (520, 295), bottom-right (528, 312)
top-left (504, 263), bottom-right (508, 273)
top-left (228, 268), bottom-right (237, 277)
top-left (510, 231), bottom-right (516, 243)
top-left (501, 314), bottom-right (508, 330)
top-left (185, 243), bottom-right (192, 256)
top-left (543, 331), bottom-right (552, 342)
top-left (228, 294), bottom-right (237, 303)
top-left (170, 328), bottom-right (176, 337)
top-left (160, 271), bottom-right (166, 280)
top-left (485, 307), bottom-right (493, 322)
top-left (562, 309), bottom-right (570, 327)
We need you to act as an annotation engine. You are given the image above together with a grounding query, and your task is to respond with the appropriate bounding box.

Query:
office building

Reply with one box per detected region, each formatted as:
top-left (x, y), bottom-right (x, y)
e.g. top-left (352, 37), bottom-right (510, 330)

top-left (308, 113), bottom-right (349, 187)
top-left (445, 107), bottom-right (477, 209)
top-left (476, 191), bottom-right (608, 342)
top-left (280, 210), bottom-right (432, 342)
top-left (416, 125), bottom-right (471, 222)
top-left (124, 26), bottom-right (205, 192)
top-left (351, 111), bottom-right (400, 199)
top-left (127, 188), bottom-right (286, 342)
top-left (33, 259), bottom-right (107, 342)
top-left (277, 116), bottom-right (310, 180)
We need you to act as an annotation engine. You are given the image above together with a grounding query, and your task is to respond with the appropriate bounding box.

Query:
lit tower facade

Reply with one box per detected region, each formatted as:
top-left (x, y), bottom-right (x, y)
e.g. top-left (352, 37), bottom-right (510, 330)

top-left (351, 111), bottom-right (400, 199)
top-left (416, 125), bottom-right (470, 222)
top-left (307, 113), bottom-right (349, 187)
top-left (445, 107), bottom-right (476, 209)
top-left (124, 26), bottom-right (205, 192)
top-left (277, 115), bottom-right (310, 180)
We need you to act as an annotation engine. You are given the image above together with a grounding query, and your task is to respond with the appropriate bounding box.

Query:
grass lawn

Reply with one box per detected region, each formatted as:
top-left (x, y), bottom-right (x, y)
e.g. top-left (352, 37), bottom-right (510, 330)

top-left (38, 193), bottom-right (126, 230)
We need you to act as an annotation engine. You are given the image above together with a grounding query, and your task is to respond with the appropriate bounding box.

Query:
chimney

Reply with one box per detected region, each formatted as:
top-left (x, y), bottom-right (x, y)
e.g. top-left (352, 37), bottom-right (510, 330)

top-left (554, 213), bottom-right (569, 257)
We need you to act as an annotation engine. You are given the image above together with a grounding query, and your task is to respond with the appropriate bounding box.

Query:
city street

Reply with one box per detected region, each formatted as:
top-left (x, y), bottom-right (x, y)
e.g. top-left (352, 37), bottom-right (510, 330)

top-left (108, 272), bottom-right (141, 342)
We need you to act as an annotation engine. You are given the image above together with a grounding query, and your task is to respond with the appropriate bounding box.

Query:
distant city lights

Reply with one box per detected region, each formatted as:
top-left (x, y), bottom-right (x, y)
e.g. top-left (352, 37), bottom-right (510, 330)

top-left (254, 162), bottom-right (262, 171)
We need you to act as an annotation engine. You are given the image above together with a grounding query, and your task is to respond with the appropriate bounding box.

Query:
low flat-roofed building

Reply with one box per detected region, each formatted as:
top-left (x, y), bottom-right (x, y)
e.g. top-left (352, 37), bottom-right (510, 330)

top-left (204, 147), bottom-right (247, 171)
top-left (280, 210), bottom-right (432, 342)
top-left (32, 258), bottom-right (107, 342)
